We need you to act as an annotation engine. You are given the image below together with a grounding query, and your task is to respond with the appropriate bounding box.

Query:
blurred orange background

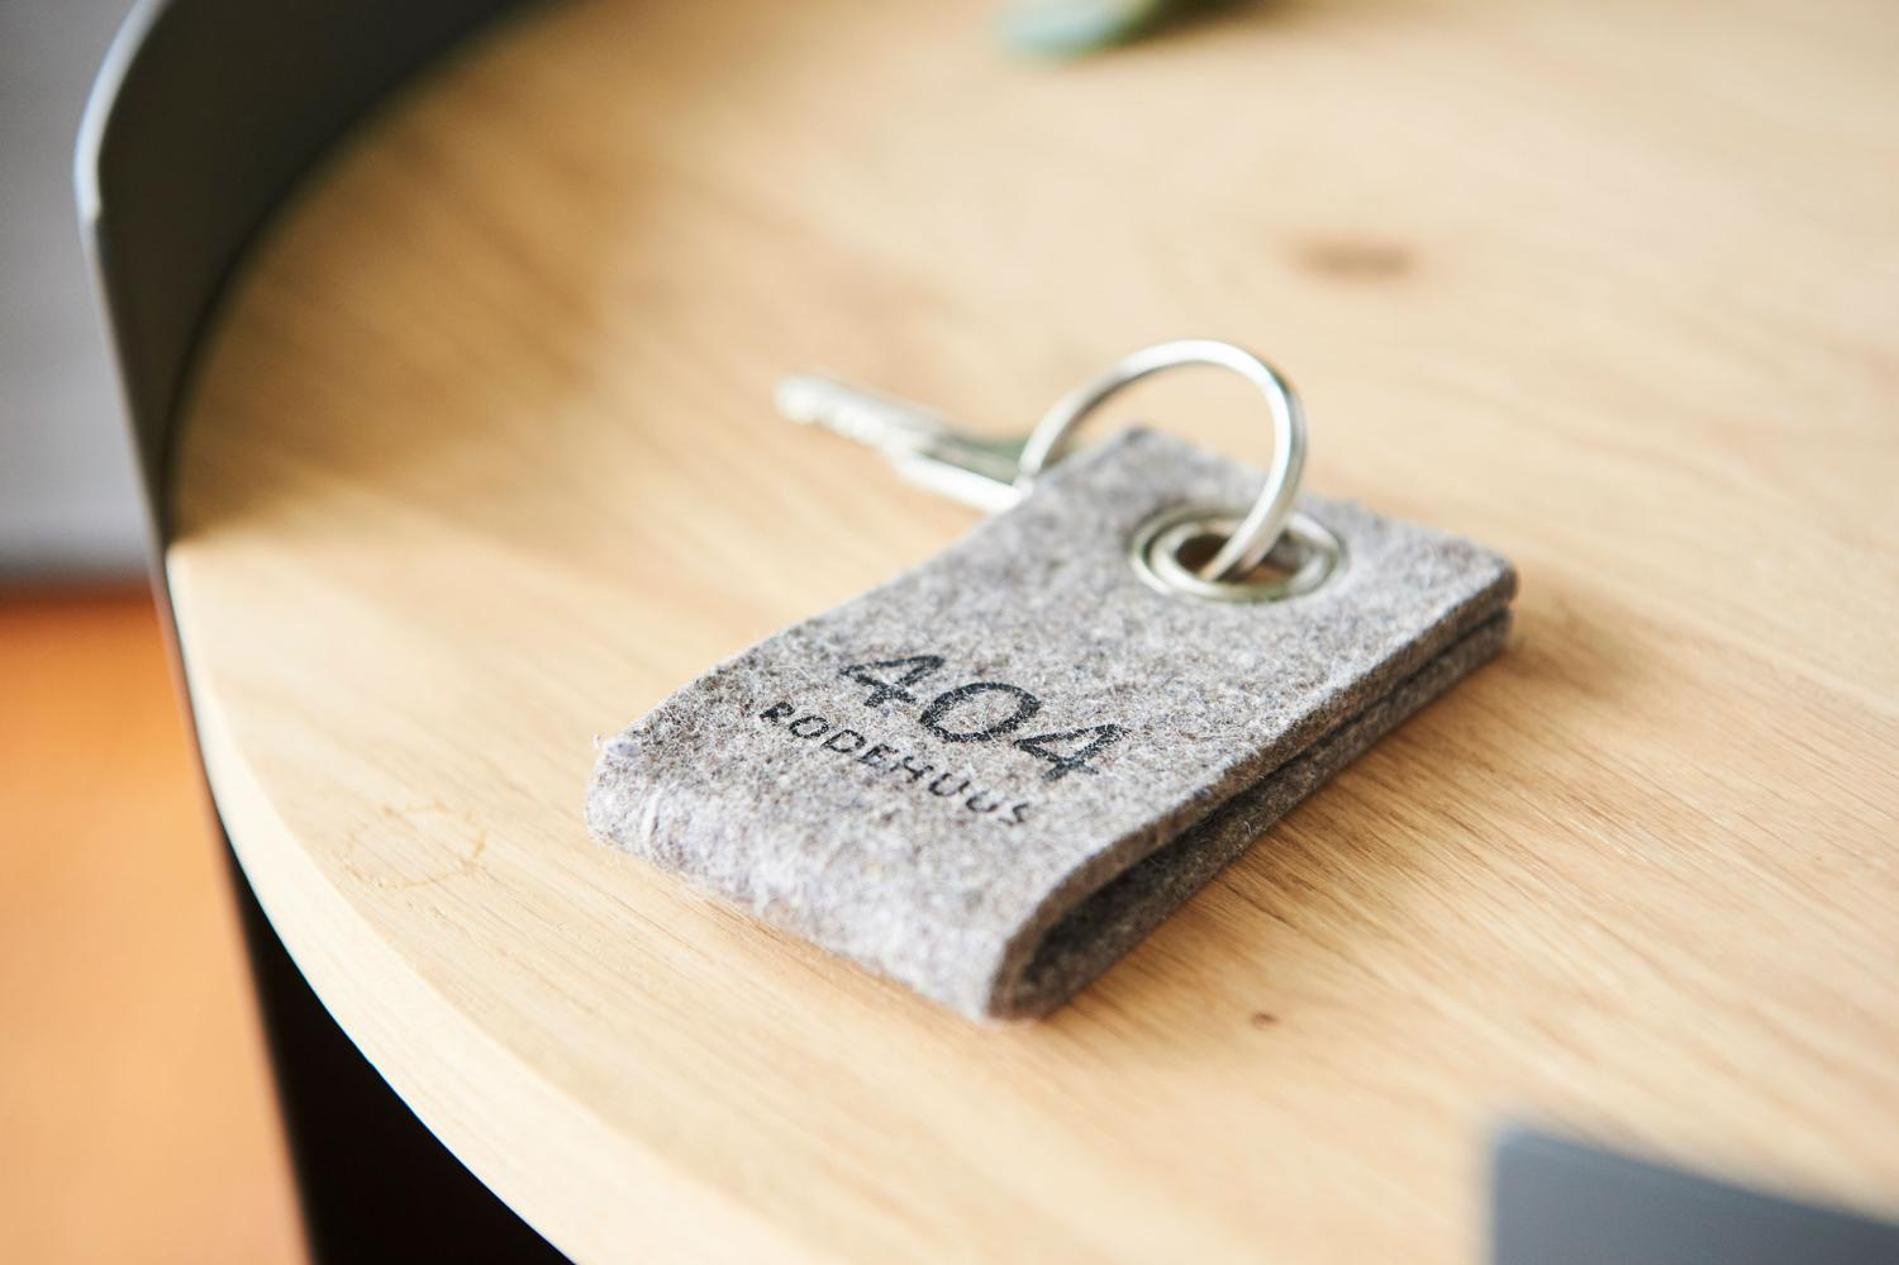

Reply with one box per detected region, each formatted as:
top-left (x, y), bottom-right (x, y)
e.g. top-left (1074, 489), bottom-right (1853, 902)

top-left (0, 589), bottom-right (302, 1263)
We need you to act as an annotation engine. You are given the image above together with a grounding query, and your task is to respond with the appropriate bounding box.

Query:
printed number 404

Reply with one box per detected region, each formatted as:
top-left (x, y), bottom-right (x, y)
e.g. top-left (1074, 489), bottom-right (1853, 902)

top-left (840, 655), bottom-right (1123, 783)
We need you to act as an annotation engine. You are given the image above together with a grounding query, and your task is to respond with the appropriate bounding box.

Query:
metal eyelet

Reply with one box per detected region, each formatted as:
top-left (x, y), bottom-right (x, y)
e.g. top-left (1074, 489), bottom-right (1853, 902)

top-left (1129, 505), bottom-right (1343, 603)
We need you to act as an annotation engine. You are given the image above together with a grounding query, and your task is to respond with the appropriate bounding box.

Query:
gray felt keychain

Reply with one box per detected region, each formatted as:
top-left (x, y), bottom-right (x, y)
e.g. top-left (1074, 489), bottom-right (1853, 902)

top-left (587, 340), bottom-right (1515, 1020)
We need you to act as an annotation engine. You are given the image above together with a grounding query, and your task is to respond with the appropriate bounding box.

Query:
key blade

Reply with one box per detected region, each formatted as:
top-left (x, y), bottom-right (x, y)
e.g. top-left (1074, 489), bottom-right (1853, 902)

top-left (775, 373), bottom-right (1027, 512)
top-left (892, 437), bottom-right (1027, 513)
top-left (775, 374), bottom-right (954, 454)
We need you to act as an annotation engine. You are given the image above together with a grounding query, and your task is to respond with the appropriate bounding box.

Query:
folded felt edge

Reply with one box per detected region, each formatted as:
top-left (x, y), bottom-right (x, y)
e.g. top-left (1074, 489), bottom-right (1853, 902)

top-left (984, 603), bottom-right (1515, 1020)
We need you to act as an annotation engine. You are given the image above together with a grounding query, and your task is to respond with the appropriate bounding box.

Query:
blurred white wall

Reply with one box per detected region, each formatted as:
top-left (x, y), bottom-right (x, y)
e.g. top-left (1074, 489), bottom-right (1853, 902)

top-left (1, 0), bottom-right (146, 577)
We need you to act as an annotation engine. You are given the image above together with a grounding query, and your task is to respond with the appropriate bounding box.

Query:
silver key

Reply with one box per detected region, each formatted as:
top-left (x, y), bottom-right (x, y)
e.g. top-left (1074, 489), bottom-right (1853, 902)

top-left (775, 374), bottom-right (1027, 513)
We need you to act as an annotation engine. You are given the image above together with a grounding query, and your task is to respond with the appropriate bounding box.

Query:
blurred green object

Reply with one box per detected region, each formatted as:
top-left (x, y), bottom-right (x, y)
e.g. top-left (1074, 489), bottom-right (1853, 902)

top-left (999, 0), bottom-right (1189, 56)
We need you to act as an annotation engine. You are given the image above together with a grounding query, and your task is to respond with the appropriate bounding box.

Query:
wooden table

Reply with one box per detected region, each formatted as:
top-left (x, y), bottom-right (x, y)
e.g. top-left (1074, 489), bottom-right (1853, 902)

top-left (165, 0), bottom-right (1899, 1259)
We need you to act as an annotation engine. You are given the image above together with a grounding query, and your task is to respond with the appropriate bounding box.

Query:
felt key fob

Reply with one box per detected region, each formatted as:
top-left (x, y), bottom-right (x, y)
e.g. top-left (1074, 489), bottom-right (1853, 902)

top-left (587, 345), bottom-right (1514, 1019)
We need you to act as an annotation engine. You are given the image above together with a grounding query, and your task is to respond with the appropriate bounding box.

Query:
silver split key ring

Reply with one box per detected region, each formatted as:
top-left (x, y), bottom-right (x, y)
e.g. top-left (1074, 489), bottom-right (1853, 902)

top-left (1017, 339), bottom-right (1306, 582)
top-left (776, 338), bottom-right (1344, 602)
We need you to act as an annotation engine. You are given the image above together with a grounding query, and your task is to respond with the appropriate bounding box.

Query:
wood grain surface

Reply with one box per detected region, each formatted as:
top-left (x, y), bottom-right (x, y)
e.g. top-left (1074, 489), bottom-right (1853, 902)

top-left (164, 0), bottom-right (1899, 1260)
